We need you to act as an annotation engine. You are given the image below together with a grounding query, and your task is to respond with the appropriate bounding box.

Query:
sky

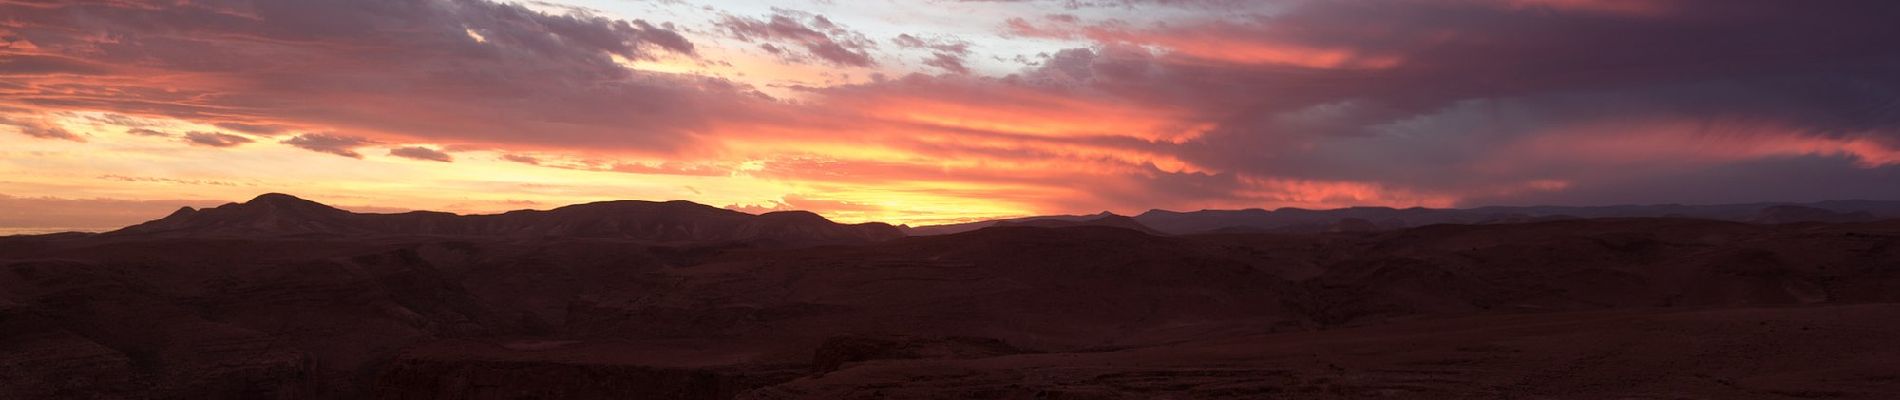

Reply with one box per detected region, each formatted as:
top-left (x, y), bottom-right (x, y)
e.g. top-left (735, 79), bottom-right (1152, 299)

top-left (3, 0), bottom-right (1900, 230)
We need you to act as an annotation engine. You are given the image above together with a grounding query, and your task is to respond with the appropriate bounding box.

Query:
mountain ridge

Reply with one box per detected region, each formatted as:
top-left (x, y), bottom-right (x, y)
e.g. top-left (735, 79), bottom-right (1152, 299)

top-left (906, 200), bottom-right (1900, 236)
top-left (111, 193), bottom-right (903, 245)
top-left (53, 193), bottom-right (1900, 239)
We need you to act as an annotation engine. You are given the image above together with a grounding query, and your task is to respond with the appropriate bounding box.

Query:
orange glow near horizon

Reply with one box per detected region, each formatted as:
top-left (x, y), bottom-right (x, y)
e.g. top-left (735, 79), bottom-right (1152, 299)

top-left (9, 78), bottom-right (1896, 229)
top-left (0, 112), bottom-right (1066, 227)
top-left (1116, 32), bottom-right (1406, 70)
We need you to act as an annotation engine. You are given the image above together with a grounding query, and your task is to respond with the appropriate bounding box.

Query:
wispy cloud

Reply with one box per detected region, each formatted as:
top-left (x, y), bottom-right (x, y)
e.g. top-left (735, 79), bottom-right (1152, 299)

top-left (183, 131), bottom-right (255, 147)
top-left (389, 146), bottom-right (455, 162)
top-left (283, 133), bottom-right (378, 159)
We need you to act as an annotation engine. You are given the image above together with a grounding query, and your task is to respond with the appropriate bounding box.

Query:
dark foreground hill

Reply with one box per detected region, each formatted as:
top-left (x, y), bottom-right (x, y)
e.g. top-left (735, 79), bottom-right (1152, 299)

top-left (3, 196), bottom-right (1900, 399)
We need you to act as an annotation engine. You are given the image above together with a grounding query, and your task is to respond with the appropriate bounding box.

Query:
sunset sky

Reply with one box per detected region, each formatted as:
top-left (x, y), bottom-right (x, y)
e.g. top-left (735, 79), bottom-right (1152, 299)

top-left (4, 0), bottom-right (1900, 230)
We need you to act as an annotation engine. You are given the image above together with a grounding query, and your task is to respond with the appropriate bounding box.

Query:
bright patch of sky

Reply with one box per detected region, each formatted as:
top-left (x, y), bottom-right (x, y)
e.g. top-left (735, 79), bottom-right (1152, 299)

top-left (547, 0), bottom-right (1283, 92)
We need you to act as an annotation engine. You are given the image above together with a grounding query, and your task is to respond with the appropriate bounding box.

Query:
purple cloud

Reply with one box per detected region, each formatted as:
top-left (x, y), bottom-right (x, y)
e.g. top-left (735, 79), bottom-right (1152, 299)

top-left (183, 131), bottom-right (255, 147)
top-left (719, 10), bottom-right (877, 67)
top-left (389, 146), bottom-right (454, 162)
top-left (2, 114), bottom-right (84, 142)
top-left (282, 133), bottom-right (377, 159)
top-left (893, 34), bottom-right (973, 74)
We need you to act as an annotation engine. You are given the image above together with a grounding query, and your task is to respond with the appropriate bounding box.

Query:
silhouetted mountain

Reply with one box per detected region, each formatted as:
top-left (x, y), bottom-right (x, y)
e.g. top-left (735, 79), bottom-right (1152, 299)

top-left (990, 213), bottom-right (1164, 235)
top-left (112, 193), bottom-right (901, 245)
top-left (1327, 217), bottom-right (1379, 232)
top-left (1752, 205), bottom-right (1877, 224)
top-left (906, 200), bottom-right (1900, 235)
top-left (898, 211), bottom-right (1126, 236)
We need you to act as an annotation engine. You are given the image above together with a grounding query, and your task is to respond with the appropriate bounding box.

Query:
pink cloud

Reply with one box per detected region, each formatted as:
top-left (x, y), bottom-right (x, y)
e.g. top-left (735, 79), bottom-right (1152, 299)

top-left (2, 113), bottom-right (84, 142)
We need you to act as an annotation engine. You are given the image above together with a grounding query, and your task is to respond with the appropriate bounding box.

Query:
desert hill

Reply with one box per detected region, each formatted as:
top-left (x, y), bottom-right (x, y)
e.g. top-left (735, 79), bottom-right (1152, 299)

top-left (908, 200), bottom-right (1900, 236)
top-left (111, 193), bottom-right (902, 245)
top-left (2, 195), bottom-right (1899, 398)
top-left (990, 213), bottom-right (1166, 235)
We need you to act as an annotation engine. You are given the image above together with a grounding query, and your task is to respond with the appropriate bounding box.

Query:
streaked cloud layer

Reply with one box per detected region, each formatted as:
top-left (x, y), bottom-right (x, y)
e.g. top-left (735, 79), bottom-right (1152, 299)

top-left (4, 0), bottom-right (1899, 228)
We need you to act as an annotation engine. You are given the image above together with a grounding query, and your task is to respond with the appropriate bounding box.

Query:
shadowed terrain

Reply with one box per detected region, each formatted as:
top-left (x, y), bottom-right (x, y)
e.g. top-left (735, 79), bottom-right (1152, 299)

top-left (3, 194), bottom-right (1899, 399)
top-left (903, 200), bottom-right (1900, 236)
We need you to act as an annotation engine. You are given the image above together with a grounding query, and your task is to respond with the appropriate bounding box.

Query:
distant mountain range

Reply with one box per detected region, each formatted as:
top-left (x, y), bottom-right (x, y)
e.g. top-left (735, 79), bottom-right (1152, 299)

top-left (903, 200), bottom-right (1900, 236)
top-left (64, 193), bottom-right (1900, 241)
top-left (110, 193), bottom-right (902, 245)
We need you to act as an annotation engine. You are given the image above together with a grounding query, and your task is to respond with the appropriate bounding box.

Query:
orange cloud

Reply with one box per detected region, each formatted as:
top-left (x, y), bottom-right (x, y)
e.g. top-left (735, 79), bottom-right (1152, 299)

top-left (1008, 17), bottom-right (1405, 70)
top-left (1082, 26), bottom-right (1404, 70)
top-left (1234, 176), bottom-right (1461, 210)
